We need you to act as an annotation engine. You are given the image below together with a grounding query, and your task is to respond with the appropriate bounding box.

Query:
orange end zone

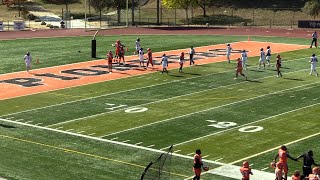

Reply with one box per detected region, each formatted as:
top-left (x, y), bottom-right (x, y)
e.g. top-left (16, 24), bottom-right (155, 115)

top-left (0, 41), bottom-right (308, 100)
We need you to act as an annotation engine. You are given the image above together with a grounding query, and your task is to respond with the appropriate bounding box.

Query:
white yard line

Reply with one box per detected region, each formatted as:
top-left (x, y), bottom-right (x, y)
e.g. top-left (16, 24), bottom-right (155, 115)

top-left (229, 132), bottom-right (320, 165)
top-left (0, 117), bottom-right (225, 166)
top-left (164, 101), bottom-right (320, 150)
top-left (2, 69), bottom-right (232, 118)
top-left (104, 77), bottom-right (319, 139)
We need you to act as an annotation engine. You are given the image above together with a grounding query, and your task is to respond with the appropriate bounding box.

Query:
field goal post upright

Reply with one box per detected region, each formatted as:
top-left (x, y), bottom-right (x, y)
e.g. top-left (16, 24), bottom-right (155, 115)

top-left (92, 29), bottom-right (101, 58)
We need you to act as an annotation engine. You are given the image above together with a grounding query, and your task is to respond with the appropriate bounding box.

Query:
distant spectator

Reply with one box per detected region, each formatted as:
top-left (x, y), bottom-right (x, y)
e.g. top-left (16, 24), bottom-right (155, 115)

top-left (310, 31), bottom-right (317, 48)
top-left (60, 20), bottom-right (65, 28)
top-left (296, 150), bottom-right (320, 178)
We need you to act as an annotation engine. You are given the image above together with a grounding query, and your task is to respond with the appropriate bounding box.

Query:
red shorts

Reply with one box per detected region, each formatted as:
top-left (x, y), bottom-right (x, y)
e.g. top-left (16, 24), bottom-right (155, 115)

top-left (237, 68), bottom-right (243, 74)
top-left (193, 168), bottom-right (201, 176)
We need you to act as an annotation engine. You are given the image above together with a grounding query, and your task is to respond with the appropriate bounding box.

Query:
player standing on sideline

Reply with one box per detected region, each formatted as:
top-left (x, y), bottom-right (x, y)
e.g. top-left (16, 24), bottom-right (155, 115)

top-left (193, 149), bottom-right (203, 180)
top-left (241, 49), bottom-right (248, 70)
top-left (139, 48), bottom-right (144, 68)
top-left (310, 54), bottom-right (319, 76)
top-left (258, 48), bottom-right (266, 69)
top-left (274, 145), bottom-right (298, 180)
top-left (276, 54), bottom-right (282, 78)
top-left (107, 51), bottom-right (113, 73)
top-left (189, 46), bottom-right (195, 65)
top-left (179, 52), bottom-right (185, 72)
top-left (266, 46), bottom-right (271, 67)
top-left (135, 38), bottom-right (141, 54)
top-left (24, 52), bottom-right (32, 73)
top-left (118, 45), bottom-right (125, 65)
top-left (146, 48), bottom-right (153, 68)
top-left (296, 150), bottom-right (320, 178)
top-left (240, 161), bottom-right (253, 180)
top-left (291, 170), bottom-right (301, 180)
top-left (235, 58), bottom-right (247, 80)
top-left (308, 167), bottom-right (320, 180)
top-left (160, 54), bottom-right (168, 74)
top-left (226, 43), bottom-right (232, 63)
top-left (310, 31), bottom-right (318, 48)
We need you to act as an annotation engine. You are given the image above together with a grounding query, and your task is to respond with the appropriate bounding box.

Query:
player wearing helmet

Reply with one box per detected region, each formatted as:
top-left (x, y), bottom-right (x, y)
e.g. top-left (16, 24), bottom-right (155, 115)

top-left (179, 52), bottom-right (185, 72)
top-left (240, 161), bottom-right (253, 180)
top-left (23, 52), bottom-right (32, 73)
top-left (241, 50), bottom-right (248, 70)
top-left (146, 48), bottom-right (153, 68)
top-left (235, 58), bottom-right (247, 80)
top-left (310, 54), bottom-right (319, 76)
top-left (274, 145), bottom-right (298, 180)
top-left (258, 48), bottom-right (266, 69)
top-left (107, 51), bottom-right (113, 73)
top-left (135, 38), bottom-right (141, 54)
top-left (276, 54), bottom-right (282, 78)
top-left (193, 149), bottom-right (203, 180)
top-left (266, 46), bottom-right (271, 67)
top-left (226, 44), bottom-right (232, 63)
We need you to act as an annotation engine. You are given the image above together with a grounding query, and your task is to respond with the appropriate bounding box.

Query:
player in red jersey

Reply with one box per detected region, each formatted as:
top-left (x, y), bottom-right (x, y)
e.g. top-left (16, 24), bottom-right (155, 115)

top-left (118, 45), bottom-right (125, 65)
top-left (193, 149), bottom-right (209, 180)
top-left (235, 58), bottom-right (247, 80)
top-left (274, 145), bottom-right (298, 180)
top-left (179, 52), bottom-right (185, 72)
top-left (107, 51), bottom-right (113, 73)
top-left (146, 48), bottom-right (153, 68)
top-left (240, 161), bottom-right (253, 180)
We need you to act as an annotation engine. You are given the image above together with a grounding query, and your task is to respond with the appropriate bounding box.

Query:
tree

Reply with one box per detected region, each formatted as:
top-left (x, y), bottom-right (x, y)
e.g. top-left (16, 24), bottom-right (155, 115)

top-left (42, 0), bottom-right (80, 19)
top-left (90, 0), bottom-right (112, 23)
top-left (163, 0), bottom-right (197, 21)
top-left (303, 0), bottom-right (320, 19)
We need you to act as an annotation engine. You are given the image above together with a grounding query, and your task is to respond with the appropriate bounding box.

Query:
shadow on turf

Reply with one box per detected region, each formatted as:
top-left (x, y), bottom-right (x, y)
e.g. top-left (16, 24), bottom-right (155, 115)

top-left (283, 77), bottom-right (304, 81)
top-left (0, 124), bottom-right (16, 129)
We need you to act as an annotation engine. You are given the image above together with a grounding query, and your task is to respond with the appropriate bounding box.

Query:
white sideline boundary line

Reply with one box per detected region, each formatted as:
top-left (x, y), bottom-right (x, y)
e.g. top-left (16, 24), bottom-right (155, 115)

top-left (229, 132), bottom-right (320, 165)
top-left (166, 101), bottom-right (320, 150)
top-left (103, 74), bottom-right (319, 139)
top-left (1, 69), bottom-right (233, 118)
top-left (0, 117), bottom-right (225, 166)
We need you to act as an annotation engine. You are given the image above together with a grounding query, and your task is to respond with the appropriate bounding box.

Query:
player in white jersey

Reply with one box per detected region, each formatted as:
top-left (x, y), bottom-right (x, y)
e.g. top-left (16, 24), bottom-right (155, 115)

top-left (139, 48), bottom-right (144, 67)
top-left (266, 46), bottom-right (271, 67)
top-left (23, 52), bottom-right (32, 73)
top-left (310, 54), bottom-right (319, 76)
top-left (160, 54), bottom-right (168, 74)
top-left (241, 50), bottom-right (248, 70)
top-left (226, 44), bottom-right (232, 63)
top-left (258, 48), bottom-right (266, 69)
top-left (135, 38), bottom-right (141, 54)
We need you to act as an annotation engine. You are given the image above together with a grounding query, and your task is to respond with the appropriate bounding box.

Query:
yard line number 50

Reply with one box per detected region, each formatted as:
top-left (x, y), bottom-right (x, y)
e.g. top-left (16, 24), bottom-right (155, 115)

top-left (206, 120), bottom-right (263, 133)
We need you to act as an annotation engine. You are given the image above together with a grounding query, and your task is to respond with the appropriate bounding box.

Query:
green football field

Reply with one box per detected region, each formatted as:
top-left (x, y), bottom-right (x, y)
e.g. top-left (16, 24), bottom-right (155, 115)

top-left (0, 34), bottom-right (319, 180)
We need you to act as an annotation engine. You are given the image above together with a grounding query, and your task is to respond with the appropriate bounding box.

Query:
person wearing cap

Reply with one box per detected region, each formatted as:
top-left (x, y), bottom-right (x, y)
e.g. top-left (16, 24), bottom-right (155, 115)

top-left (146, 48), bottom-right (153, 68)
top-left (276, 54), bottom-right (282, 78)
top-left (23, 52), bottom-right (32, 73)
top-left (274, 145), bottom-right (298, 180)
top-left (235, 58), bottom-right (247, 80)
top-left (310, 53), bottom-right (319, 76)
top-left (240, 161), bottom-right (253, 180)
top-left (297, 150), bottom-right (320, 178)
top-left (241, 49), bottom-right (248, 70)
top-left (160, 54), bottom-right (168, 74)
top-left (226, 43), bottom-right (233, 63)
top-left (179, 52), bottom-right (185, 72)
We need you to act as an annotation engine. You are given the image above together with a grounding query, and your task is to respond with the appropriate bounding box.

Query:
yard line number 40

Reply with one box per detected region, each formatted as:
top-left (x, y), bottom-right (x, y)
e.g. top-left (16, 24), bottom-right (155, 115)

top-left (206, 120), bottom-right (263, 133)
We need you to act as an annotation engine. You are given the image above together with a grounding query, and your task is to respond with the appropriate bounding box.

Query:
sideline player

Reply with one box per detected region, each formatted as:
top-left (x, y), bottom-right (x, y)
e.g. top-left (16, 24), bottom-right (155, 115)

top-left (240, 161), bottom-right (253, 180)
top-left (193, 149), bottom-right (203, 180)
top-left (266, 46), bottom-right (271, 67)
top-left (235, 58), bottom-right (247, 80)
top-left (274, 145), bottom-right (298, 180)
top-left (241, 49), bottom-right (248, 70)
top-left (139, 48), bottom-right (144, 68)
top-left (107, 51), bottom-right (113, 73)
top-left (179, 52), bottom-right (185, 72)
top-left (276, 54), bottom-right (282, 78)
top-left (226, 44), bottom-right (233, 63)
top-left (258, 48), bottom-right (266, 69)
top-left (160, 54), bottom-right (168, 74)
top-left (297, 150), bottom-right (320, 178)
top-left (24, 52), bottom-right (32, 73)
top-left (310, 54), bottom-right (319, 76)
top-left (146, 48), bottom-right (153, 68)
